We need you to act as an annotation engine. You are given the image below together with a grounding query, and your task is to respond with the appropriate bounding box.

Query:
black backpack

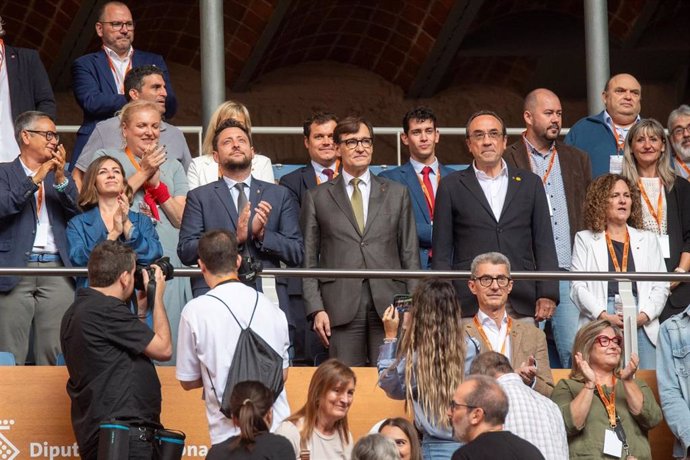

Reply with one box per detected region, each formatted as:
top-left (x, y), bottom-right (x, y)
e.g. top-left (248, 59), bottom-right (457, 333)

top-left (205, 291), bottom-right (284, 418)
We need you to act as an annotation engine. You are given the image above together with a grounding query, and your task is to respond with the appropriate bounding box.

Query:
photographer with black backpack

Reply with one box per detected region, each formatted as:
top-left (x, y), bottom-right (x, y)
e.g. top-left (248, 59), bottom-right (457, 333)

top-left (176, 229), bottom-right (290, 447)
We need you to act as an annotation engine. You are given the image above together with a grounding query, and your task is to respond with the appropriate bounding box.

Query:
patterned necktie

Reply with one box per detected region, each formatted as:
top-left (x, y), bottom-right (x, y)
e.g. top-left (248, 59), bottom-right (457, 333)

top-left (323, 168), bottom-right (334, 181)
top-left (350, 178), bottom-right (365, 233)
top-left (234, 183), bottom-right (248, 214)
top-left (421, 166), bottom-right (435, 219)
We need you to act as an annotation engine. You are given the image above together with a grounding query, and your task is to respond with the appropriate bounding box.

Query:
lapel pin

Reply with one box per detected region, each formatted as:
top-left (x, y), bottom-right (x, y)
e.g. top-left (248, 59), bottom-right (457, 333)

top-left (512, 176), bottom-right (522, 182)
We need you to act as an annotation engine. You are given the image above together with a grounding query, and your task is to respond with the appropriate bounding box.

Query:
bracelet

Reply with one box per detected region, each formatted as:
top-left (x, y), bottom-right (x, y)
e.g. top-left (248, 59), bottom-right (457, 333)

top-left (53, 177), bottom-right (69, 192)
top-left (584, 383), bottom-right (595, 390)
top-left (383, 337), bottom-right (397, 344)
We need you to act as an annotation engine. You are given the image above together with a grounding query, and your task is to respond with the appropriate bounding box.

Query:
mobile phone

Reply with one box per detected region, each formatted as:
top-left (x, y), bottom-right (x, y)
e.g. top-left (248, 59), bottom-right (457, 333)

top-left (393, 294), bottom-right (412, 313)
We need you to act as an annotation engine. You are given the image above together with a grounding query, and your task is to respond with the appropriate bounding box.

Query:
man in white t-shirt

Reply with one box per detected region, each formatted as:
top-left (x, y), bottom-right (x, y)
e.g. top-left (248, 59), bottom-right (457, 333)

top-left (176, 229), bottom-right (290, 446)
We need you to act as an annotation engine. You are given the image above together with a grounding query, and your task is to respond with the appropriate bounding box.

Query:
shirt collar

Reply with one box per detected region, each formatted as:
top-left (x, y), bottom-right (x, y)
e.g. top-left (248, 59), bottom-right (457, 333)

top-left (604, 110), bottom-right (640, 128)
top-left (18, 156), bottom-right (36, 177)
top-left (342, 168), bottom-right (371, 187)
top-left (522, 133), bottom-right (554, 157)
top-left (476, 308), bottom-right (508, 327)
top-left (409, 157), bottom-right (439, 175)
top-left (472, 159), bottom-right (508, 181)
top-left (311, 160), bottom-right (337, 175)
top-left (223, 174), bottom-right (252, 189)
top-left (103, 45), bottom-right (133, 62)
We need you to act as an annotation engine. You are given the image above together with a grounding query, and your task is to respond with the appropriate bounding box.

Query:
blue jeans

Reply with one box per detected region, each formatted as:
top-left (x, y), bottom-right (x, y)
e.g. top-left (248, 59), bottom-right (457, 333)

top-left (551, 280), bottom-right (580, 368)
top-left (421, 435), bottom-right (461, 460)
top-left (606, 298), bottom-right (656, 369)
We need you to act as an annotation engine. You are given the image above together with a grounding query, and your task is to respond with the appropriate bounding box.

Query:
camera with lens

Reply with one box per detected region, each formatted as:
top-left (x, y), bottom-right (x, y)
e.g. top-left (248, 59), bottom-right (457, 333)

top-left (134, 257), bottom-right (174, 291)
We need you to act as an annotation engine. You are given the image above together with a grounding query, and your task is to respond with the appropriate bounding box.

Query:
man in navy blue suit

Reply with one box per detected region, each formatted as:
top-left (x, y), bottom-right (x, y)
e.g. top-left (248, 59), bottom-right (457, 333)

top-left (71, 1), bottom-right (177, 169)
top-left (379, 107), bottom-right (453, 269)
top-left (178, 119), bottom-right (303, 308)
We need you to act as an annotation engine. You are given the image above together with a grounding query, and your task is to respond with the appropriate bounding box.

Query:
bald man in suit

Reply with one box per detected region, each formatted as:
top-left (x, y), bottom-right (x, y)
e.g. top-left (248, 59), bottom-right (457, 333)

top-left (301, 116), bottom-right (420, 366)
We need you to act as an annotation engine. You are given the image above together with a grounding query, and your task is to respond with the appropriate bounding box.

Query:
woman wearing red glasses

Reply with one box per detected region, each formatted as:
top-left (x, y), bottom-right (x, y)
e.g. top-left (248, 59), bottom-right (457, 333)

top-left (570, 174), bottom-right (669, 369)
top-left (551, 319), bottom-right (661, 459)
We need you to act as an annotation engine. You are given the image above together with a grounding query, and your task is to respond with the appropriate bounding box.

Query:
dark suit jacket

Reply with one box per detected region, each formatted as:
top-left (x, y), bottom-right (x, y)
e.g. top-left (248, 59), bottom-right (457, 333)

top-left (177, 177), bottom-right (303, 297)
top-left (279, 164), bottom-right (318, 206)
top-left (0, 158), bottom-right (79, 292)
top-left (301, 173), bottom-right (420, 327)
top-left (431, 164), bottom-right (559, 316)
top-left (5, 45), bottom-right (56, 120)
top-left (662, 177), bottom-right (690, 318)
top-left (71, 48), bottom-right (178, 166)
top-left (504, 140), bottom-right (592, 242)
top-left (464, 318), bottom-right (554, 396)
top-left (379, 161), bottom-right (454, 269)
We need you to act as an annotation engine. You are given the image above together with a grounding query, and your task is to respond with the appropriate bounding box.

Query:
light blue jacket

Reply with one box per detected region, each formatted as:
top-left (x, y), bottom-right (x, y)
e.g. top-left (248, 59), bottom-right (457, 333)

top-left (377, 336), bottom-right (478, 441)
top-left (657, 305), bottom-right (690, 458)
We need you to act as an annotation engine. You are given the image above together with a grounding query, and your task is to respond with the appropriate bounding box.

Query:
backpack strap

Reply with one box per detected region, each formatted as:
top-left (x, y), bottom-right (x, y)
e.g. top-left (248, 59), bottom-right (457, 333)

top-left (202, 289), bottom-right (260, 411)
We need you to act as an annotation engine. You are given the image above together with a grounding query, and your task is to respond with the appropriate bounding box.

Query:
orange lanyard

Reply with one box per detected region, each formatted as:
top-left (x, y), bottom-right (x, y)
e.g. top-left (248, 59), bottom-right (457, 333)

top-left (611, 124), bottom-right (626, 152)
top-left (605, 231), bottom-right (630, 272)
top-left (316, 159), bottom-right (341, 185)
top-left (596, 378), bottom-right (617, 427)
top-left (523, 136), bottom-right (558, 185)
top-left (473, 315), bottom-right (512, 355)
top-left (637, 179), bottom-right (664, 232)
top-left (36, 182), bottom-right (44, 217)
top-left (675, 154), bottom-right (690, 179)
top-left (124, 147), bottom-right (141, 172)
top-left (103, 46), bottom-right (133, 93)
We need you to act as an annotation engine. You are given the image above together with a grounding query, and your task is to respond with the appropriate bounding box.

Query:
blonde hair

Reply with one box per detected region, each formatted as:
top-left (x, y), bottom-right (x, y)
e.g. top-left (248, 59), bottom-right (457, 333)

top-left (621, 118), bottom-right (675, 191)
top-left (202, 100), bottom-right (252, 155)
top-left (570, 319), bottom-right (623, 381)
top-left (119, 99), bottom-right (161, 128)
top-left (391, 279), bottom-right (466, 429)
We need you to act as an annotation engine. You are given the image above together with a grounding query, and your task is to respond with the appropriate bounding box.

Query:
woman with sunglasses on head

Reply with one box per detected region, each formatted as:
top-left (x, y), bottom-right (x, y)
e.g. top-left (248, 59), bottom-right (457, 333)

top-left (570, 174), bottom-right (669, 369)
top-left (551, 319), bottom-right (661, 459)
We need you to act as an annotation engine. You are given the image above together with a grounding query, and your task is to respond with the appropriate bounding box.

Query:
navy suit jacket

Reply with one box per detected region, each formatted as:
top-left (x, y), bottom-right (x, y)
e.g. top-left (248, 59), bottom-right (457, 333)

top-left (379, 161), bottom-right (454, 269)
top-left (71, 48), bottom-right (177, 167)
top-left (431, 164), bottom-right (559, 316)
top-left (5, 45), bottom-right (56, 120)
top-left (177, 177), bottom-right (303, 296)
top-left (0, 158), bottom-right (79, 292)
top-left (279, 164), bottom-right (318, 206)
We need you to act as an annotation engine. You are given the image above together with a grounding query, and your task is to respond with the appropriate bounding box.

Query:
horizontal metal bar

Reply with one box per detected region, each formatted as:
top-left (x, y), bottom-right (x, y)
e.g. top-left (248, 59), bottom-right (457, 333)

top-left (1, 267), bottom-right (687, 282)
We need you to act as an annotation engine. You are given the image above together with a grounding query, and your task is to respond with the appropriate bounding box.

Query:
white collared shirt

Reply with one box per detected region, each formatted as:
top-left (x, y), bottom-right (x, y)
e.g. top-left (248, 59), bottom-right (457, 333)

top-left (311, 160), bottom-right (338, 184)
top-left (19, 156), bottom-right (58, 253)
top-left (341, 168), bottom-right (371, 223)
top-left (473, 159), bottom-right (509, 220)
top-left (103, 45), bottom-right (133, 95)
top-left (222, 175), bottom-right (252, 212)
top-left (0, 41), bottom-right (20, 163)
top-left (476, 308), bottom-right (511, 359)
top-left (409, 157), bottom-right (440, 196)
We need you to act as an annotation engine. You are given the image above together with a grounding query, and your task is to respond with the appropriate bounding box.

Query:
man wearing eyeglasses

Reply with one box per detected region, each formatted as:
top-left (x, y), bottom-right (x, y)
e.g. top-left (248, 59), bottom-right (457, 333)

top-left (0, 111), bottom-right (79, 365)
top-left (463, 252), bottom-right (553, 396)
top-left (71, 1), bottom-right (177, 170)
top-left (301, 116), bottom-right (420, 367)
top-left (432, 110), bottom-right (559, 325)
top-left (0, 16), bottom-right (56, 163)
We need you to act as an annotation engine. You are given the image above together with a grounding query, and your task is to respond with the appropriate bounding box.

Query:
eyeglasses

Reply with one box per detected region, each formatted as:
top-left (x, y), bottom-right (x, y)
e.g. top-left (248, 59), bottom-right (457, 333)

top-left (672, 125), bottom-right (690, 137)
top-left (449, 400), bottom-right (477, 411)
top-left (25, 130), bottom-right (59, 142)
top-left (471, 275), bottom-right (512, 288)
top-left (594, 335), bottom-right (623, 348)
top-left (99, 20), bottom-right (135, 30)
top-left (469, 130), bottom-right (503, 142)
top-left (342, 138), bottom-right (373, 149)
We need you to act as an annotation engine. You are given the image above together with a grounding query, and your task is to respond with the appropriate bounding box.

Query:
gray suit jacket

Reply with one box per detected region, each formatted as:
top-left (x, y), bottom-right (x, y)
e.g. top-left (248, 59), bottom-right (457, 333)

top-left (301, 173), bottom-right (420, 327)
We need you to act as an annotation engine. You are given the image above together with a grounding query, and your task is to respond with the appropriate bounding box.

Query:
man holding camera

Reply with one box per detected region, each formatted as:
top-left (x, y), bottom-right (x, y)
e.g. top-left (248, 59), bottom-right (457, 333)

top-left (60, 240), bottom-right (172, 460)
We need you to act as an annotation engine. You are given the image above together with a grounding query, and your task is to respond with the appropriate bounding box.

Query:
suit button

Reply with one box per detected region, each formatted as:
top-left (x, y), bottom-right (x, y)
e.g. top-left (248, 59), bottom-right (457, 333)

top-left (25, 251), bottom-right (30, 256)
top-left (360, 242), bottom-right (366, 247)
top-left (496, 227), bottom-right (502, 233)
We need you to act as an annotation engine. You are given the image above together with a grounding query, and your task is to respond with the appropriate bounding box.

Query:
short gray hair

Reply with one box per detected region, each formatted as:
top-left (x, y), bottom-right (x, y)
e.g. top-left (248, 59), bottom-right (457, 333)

top-left (464, 375), bottom-right (509, 426)
top-left (668, 104), bottom-right (690, 132)
top-left (470, 252), bottom-right (511, 277)
top-left (14, 111), bottom-right (53, 145)
top-left (351, 434), bottom-right (400, 460)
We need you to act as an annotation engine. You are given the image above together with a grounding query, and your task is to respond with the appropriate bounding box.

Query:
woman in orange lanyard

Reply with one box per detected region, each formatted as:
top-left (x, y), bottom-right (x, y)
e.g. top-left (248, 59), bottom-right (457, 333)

top-left (87, 98), bottom-right (191, 363)
top-left (570, 174), bottom-right (669, 369)
top-left (551, 319), bottom-right (661, 459)
top-left (620, 118), bottom-right (690, 324)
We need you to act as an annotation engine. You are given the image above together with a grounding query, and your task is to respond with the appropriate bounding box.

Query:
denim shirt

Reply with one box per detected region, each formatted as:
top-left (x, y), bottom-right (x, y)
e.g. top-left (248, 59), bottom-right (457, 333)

top-left (377, 336), bottom-right (479, 441)
top-left (657, 306), bottom-right (690, 459)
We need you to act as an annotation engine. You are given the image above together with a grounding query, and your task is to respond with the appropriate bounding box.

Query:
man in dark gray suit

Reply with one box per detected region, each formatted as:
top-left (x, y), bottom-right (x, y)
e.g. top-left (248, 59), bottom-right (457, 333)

top-left (301, 116), bottom-right (420, 366)
top-left (432, 110), bottom-right (559, 323)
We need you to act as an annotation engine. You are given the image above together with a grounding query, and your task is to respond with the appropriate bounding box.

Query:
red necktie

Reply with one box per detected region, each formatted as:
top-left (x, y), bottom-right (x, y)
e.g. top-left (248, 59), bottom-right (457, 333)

top-left (323, 168), bottom-right (334, 181)
top-left (421, 166), bottom-right (435, 219)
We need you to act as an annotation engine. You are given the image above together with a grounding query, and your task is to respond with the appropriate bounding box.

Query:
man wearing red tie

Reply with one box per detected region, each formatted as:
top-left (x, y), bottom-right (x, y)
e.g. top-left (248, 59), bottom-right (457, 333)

top-left (379, 107), bottom-right (454, 269)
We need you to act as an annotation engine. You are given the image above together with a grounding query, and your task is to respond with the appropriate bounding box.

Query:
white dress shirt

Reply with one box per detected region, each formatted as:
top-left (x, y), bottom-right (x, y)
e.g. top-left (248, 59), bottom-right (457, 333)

top-left (409, 157), bottom-right (440, 196)
top-left (103, 45), bottom-right (133, 94)
top-left (311, 159), bottom-right (338, 184)
top-left (20, 157), bottom-right (58, 254)
top-left (476, 308), bottom-right (511, 359)
top-left (473, 159), bottom-right (509, 221)
top-left (222, 175), bottom-right (251, 211)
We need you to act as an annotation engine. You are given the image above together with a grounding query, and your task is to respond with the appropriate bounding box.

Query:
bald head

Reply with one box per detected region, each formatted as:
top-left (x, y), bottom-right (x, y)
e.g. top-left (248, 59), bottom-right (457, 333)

top-left (523, 88), bottom-right (562, 150)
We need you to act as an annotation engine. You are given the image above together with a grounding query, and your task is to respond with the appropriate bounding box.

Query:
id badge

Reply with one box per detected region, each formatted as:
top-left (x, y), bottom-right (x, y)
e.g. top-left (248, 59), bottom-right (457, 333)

top-left (610, 155), bottom-right (623, 174)
top-left (603, 428), bottom-right (623, 457)
top-left (659, 234), bottom-right (671, 259)
top-left (34, 221), bottom-right (49, 248)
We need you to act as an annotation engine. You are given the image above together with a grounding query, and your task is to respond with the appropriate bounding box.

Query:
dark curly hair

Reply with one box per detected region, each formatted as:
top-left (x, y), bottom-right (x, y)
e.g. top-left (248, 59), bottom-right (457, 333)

top-left (583, 174), bottom-right (642, 232)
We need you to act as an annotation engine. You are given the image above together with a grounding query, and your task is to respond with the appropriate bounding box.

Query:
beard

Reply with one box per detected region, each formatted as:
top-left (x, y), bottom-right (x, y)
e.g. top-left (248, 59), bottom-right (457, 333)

top-left (672, 141), bottom-right (690, 161)
top-left (221, 154), bottom-right (252, 171)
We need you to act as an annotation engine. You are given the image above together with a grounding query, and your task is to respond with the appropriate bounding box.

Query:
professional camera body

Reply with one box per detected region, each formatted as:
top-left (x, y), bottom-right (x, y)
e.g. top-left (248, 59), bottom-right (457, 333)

top-left (134, 257), bottom-right (174, 291)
